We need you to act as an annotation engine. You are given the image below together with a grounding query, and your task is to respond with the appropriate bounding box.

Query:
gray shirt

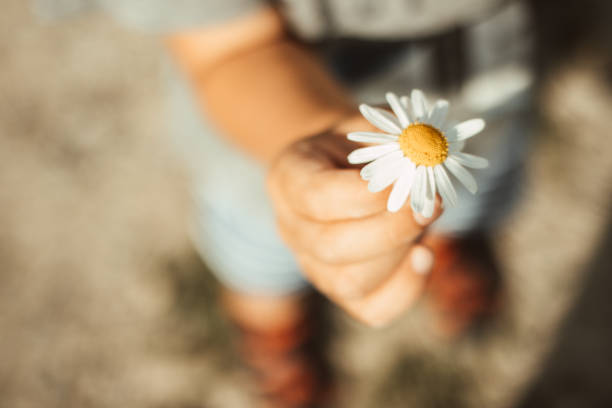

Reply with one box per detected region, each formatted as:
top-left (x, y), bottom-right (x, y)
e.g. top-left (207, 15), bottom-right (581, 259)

top-left (35, 0), bottom-right (508, 39)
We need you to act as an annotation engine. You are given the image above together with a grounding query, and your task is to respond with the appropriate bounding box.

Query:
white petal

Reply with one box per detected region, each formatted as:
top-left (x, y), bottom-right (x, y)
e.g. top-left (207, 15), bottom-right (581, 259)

top-left (410, 165), bottom-right (427, 214)
top-left (422, 198), bottom-right (434, 218)
top-left (433, 165), bottom-right (458, 207)
top-left (400, 96), bottom-right (414, 122)
top-left (448, 140), bottom-right (465, 153)
top-left (385, 92), bottom-right (410, 128)
top-left (450, 152), bottom-right (489, 169)
top-left (445, 118), bottom-right (485, 142)
top-left (347, 131), bottom-right (398, 144)
top-left (387, 161), bottom-right (416, 212)
top-left (360, 150), bottom-right (403, 180)
top-left (359, 104), bottom-right (402, 134)
top-left (411, 89), bottom-right (428, 122)
top-left (421, 167), bottom-right (437, 218)
top-left (368, 159), bottom-right (404, 193)
top-left (428, 166), bottom-right (437, 199)
top-left (348, 143), bottom-right (399, 164)
top-left (374, 108), bottom-right (403, 129)
top-left (427, 100), bottom-right (449, 128)
top-left (444, 156), bottom-right (478, 194)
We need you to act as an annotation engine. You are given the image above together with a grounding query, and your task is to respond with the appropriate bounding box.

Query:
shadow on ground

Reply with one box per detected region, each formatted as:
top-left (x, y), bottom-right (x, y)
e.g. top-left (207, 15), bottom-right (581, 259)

top-left (517, 198), bottom-right (612, 408)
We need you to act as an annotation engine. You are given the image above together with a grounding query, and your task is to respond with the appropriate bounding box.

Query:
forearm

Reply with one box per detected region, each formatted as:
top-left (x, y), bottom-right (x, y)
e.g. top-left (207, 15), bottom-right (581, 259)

top-left (166, 8), bottom-right (354, 162)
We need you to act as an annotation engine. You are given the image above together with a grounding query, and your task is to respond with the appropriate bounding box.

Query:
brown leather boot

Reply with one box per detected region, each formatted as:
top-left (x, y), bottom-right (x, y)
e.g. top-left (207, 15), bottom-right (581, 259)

top-left (222, 289), bottom-right (334, 408)
top-left (423, 233), bottom-right (503, 338)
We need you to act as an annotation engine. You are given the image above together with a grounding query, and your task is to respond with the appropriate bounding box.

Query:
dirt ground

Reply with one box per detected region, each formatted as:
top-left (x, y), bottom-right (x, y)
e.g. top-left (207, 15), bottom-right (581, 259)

top-left (1, 1), bottom-right (612, 407)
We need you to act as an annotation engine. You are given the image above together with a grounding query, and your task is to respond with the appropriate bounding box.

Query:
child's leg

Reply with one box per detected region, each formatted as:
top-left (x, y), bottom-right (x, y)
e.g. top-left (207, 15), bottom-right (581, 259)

top-left (222, 289), bottom-right (333, 407)
top-left (166, 66), bottom-right (332, 406)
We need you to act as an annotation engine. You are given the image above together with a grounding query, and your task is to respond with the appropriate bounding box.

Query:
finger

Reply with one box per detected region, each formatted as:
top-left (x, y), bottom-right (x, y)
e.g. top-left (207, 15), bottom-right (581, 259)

top-left (295, 243), bottom-right (410, 300)
top-left (271, 181), bottom-right (442, 264)
top-left (342, 245), bottom-right (433, 327)
top-left (269, 141), bottom-right (389, 222)
top-left (291, 201), bottom-right (440, 264)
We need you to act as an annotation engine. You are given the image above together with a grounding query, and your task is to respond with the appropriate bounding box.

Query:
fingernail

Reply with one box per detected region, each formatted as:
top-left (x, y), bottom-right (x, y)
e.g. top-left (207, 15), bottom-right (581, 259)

top-left (413, 212), bottom-right (432, 226)
top-left (411, 246), bottom-right (433, 275)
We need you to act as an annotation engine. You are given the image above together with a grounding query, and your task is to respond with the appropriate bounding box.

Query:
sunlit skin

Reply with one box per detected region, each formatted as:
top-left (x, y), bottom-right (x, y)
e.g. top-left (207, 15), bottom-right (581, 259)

top-left (167, 6), bottom-right (440, 327)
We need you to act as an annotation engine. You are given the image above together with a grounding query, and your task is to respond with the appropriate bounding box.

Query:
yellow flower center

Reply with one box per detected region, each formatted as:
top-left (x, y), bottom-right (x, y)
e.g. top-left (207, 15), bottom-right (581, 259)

top-left (399, 123), bottom-right (448, 166)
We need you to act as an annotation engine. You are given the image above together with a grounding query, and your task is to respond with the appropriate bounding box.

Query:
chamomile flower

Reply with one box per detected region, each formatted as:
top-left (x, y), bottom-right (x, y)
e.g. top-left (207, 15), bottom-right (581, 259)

top-left (347, 90), bottom-right (488, 217)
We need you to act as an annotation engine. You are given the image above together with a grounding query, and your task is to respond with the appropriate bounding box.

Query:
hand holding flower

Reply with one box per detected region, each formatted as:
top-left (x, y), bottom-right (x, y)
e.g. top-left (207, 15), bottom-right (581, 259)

top-left (268, 121), bottom-right (441, 327)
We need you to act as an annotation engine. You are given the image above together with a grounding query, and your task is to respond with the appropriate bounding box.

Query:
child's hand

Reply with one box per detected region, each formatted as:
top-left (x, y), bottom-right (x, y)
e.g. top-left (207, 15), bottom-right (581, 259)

top-left (268, 127), bottom-right (443, 327)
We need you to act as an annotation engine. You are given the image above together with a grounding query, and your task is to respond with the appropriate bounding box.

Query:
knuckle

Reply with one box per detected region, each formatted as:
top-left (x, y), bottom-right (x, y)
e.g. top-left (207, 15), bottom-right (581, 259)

top-left (300, 180), bottom-right (324, 219)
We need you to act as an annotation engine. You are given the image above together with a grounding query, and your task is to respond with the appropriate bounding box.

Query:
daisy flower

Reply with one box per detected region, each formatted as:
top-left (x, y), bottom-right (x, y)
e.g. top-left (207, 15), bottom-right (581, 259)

top-left (347, 90), bottom-right (488, 217)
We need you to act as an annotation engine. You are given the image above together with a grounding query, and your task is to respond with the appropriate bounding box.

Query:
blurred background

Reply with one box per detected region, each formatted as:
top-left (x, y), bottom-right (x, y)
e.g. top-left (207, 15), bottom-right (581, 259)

top-left (1, 0), bottom-right (612, 407)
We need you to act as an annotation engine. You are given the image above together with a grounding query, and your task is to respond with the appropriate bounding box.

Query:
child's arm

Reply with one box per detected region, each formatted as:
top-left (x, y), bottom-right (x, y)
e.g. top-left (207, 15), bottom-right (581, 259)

top-left (166, 6), bottom-right (354, 163)
top-left (166, 7), bottom-right (441, 326)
